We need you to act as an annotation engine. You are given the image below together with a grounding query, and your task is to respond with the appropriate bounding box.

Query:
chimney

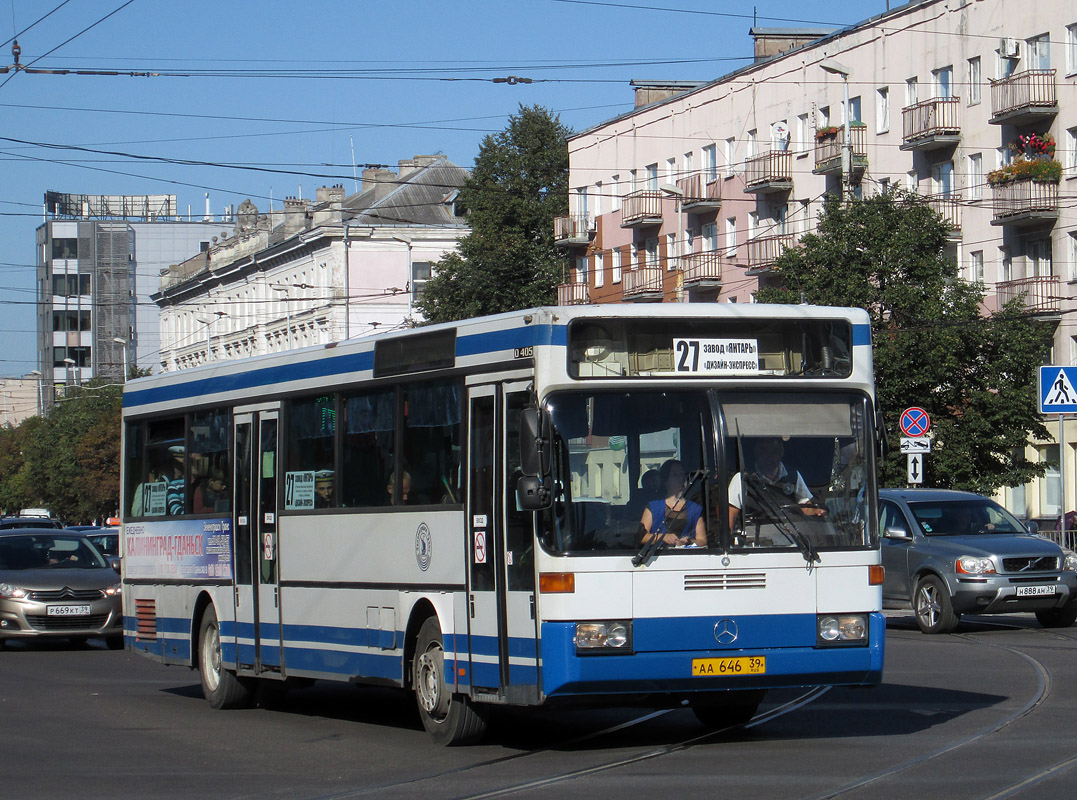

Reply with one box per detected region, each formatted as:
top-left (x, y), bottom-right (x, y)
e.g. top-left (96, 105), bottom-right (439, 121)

top-left (282, 196), bottom-right (310, 234)
top-left (749, 27), bottom-right (835, 62)
top-left (629, 80), bottom-right (705, 109)
top-left (361, 168), bottom-right (398, 202)
top-left (313, 184), bottom-right (346, 226)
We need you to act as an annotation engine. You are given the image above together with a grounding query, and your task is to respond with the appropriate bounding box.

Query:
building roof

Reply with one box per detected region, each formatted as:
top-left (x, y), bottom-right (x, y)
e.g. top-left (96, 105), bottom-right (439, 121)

top-left (344, 157), bottom-right (469, 228)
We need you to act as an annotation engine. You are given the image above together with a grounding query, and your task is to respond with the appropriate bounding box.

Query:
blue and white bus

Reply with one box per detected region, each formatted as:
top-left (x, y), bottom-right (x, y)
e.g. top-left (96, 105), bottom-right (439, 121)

top-left (120, 303), bottom-right (884, 744)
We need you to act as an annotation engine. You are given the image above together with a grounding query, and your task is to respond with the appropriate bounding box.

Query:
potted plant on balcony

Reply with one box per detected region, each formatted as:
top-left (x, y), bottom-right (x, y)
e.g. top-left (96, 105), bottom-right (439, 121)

top-left (814, 125), bottom-right (841, 141)
top-left (987, 134), bottom-right (1061, 186)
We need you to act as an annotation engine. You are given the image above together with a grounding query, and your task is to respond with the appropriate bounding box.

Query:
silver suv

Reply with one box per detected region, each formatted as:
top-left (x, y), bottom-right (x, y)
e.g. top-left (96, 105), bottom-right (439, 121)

top-left (880, 489), bottom-right (1077, 633)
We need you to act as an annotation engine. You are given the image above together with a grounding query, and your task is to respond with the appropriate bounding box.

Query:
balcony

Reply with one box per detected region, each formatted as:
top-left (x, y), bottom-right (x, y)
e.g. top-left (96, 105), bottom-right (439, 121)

top-left (746, 232), bottom-right (796, 274)
top-left (996, 275), bottom-right (1060, 315)
top-left (622, 266), bottom-right (665, 301)
top-left (557, 281), bottom-right (591, 305)
top-left (925, 192), bottom-right (962, 238)
top-left (620, 190), bottom-right (664, 228)
top-left (990, 179), bottom-right (1059, 227)
top-left (553, 215), bottom-right (594, 246)
top-left (900, 97), bottom-right (961, 151)
top-left (744, 150), bottom-right (793, 194)
top-left (678, 250), bottom-right (723, 289)
top-left (813, 125), bottom-right (868, 177)
top-left (990, 70), bottom-right (1057, 125)
top-left (676, 173), bottom-right (722, 212)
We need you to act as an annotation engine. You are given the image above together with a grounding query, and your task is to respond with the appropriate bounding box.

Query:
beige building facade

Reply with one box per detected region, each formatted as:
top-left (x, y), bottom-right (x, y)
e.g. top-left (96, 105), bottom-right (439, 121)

top-left (558, 0), bottom-right (1077, 522)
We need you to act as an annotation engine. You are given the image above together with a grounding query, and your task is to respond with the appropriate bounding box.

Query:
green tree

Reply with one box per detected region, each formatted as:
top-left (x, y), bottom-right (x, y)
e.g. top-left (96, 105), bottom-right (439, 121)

top-left (416, 104), bottom-right (571, 323)
top-left (756, 191), bottom-right (1052, 493)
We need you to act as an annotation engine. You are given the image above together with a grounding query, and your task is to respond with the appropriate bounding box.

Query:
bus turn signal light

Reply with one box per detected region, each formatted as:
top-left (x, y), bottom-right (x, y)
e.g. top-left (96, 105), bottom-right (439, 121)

top-left (868, 565), bottom-right (885, 585)
top-left (539, 572), bottom-right (575, 593)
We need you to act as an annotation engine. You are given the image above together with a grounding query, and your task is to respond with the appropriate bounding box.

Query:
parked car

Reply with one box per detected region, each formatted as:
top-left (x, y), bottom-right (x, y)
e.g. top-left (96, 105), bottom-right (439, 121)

top-left (0, 528), bottom-right (123, 648)
top-left (880, 489), bottom-right (1077, 633)
top-left (83, 529), bottom-right (119, 558)
top-left (1, 517), bottom-right (64, 530)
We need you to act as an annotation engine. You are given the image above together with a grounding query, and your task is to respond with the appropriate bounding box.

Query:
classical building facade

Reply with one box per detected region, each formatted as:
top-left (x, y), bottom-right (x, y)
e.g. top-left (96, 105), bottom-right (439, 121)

top-left (154, 155), bottom-right (468, 371)
top-left (558, 0), bottom-right (1077, 521)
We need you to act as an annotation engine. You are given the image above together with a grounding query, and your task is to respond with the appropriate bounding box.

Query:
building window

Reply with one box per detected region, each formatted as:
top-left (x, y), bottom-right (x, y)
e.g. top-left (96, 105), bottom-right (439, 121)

top-left (1066, 127), bottom-right (1077, 176)
top-left (703, 144), bottom-right (717, 181)
top-left (683, 150), bottom-right (694, 176)
top-left (844, 96), bottom-right (862, 124)
top-left (875, 87), bottom-right (889, 133)
top-left (1000, 247), bottom-right (1012, 283)
top-left (1070, 233), bottom-right (1077, 282)
top-left (723, 138), bottom-right (735, 177)
top-left (666, 157), bottom-right (676, 183)
top-left (611, 247), bottom-right (622, 284)
top-left (746, 129), bottom-right (757, 159)
top-left (967, 153), bottom-right (983, 201)
top-left (51, 238), bottom-right (78, 260)
top-left (1027, 33), bottom-right (1050, 70)
top-left (997, 145), bottom-right (1012, 169)
top-left (905, 77), bottom-right (918, 107)
top-left (645, 163), bottom-right (658, 191)
top-left (666, 232), bottom-right (677, 266)
top-left (412, 261), bottom-right (433, 302)
top-left (906, 170), bottom-right (918, 192)
top-left (967, 56), bottom-right (981, 105)
top-left (611, 174), bottom-right (621, 211)
top-left (644, 237), bottom-right (659, 269)
top-left (702, 222), bottom-right (718, 253)
top-left (796, 113), bottom-right (810, 151)
top-left (725, 217), bottom-right (737, 258)
top-left (933, 66), bottom-right (953, 99)
top-left (970, 250), bottom-right (984, 284)
top-left (1067, 23), bottom-right (1077, 76)
top-left (593, 181), bottom-right (602, 217)
top-left (52, 310), bottom-right (91, 332)
top-left (575, 186), bottom-right (588, 219)
top-left (594, 252), bottom-right (605, 288)
top-left (817, 105), bottom-right (830, 128)
top-left (932, 161), bottom-right (954, 196)
top-left (1027, 239), bottom-right (1052, 278)
top-left (51, 273), bottom-right (90, 297)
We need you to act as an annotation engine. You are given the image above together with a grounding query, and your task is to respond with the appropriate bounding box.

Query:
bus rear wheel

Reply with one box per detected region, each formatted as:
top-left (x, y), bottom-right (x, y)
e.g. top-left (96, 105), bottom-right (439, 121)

top-left (413, 616), bottom-right (486, 746)
top-left (691, 689), bottom-right (767, 728)
top-left (198, 605), bottom-right (253, 709)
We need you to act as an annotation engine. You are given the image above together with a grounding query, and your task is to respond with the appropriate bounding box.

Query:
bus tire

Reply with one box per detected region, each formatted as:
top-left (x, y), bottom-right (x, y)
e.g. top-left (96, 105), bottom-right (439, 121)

top-left (198, 605), bottom-right (252, 710)
top-left (914, 575), bottom-right (959, 634)
top-left (412, 616), bottom-right (486, 746)
top-left (691, 689), bottom-right (766, 728)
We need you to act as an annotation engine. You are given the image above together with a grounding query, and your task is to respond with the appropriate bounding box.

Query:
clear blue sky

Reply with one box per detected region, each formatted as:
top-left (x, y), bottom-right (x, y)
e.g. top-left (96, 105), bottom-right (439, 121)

top-left (0, 0), bottom-right (890, 375)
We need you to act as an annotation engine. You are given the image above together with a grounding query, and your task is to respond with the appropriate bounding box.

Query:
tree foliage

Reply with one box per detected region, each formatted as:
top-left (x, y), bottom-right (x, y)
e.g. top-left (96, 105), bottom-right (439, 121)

top-left (0, 379), bottom-right (122, 523)
top-left (756, 191), bottom-right (1052, 494)
top-left (416, 104), bottom-right (571, 323)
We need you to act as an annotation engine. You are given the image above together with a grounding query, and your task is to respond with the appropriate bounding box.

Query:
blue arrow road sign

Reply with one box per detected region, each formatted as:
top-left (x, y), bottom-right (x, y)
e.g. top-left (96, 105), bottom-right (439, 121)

top-left (1040, 366), bottom-right (1077, 413)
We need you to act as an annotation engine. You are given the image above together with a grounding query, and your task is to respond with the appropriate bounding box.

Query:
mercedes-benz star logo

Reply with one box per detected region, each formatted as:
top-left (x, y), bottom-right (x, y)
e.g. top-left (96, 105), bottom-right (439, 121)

top-left (714, 619), bottom-right (738, 645)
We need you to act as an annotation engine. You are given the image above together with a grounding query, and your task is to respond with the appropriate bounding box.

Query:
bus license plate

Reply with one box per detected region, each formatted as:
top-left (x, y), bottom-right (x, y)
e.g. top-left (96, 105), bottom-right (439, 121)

top-left (47, 604), bottom-right (91, 617)
top-left (1016, 585), bottom-right (1055, 597)
top-left (692, 656), bottom-right (766, 676)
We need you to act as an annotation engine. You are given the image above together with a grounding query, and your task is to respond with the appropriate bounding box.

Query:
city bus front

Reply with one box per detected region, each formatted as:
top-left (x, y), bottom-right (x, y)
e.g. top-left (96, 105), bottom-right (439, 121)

top-left (525, 313), bottom-right (884, 718)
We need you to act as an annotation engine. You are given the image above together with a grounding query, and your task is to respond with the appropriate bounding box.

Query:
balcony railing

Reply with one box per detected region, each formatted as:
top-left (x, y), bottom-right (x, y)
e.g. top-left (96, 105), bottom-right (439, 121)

top-left (996, 275), bottom-right (1060, 314)
top-left (901, 97), bottom-right (961, 150)
top-left (678, 250), bottom-right (723, 287)
top-left (925, 192), bottom-right (962, 235)
top-left (813, 125), bottom-right (868, 175)
top-left (990, 69), bottom-right (1057, 124)
top-left (553, 215), bottom-right (594, 245)
top-left (621, 190), bottom-right (664, 228)
top-left (747, 232), bottom-right (796, 273)
top-left (622, 266), bottom-right (665, 300)
top-left (557, 281), bottom-right (591, 305)
top-left (744, 150), bottom-right (793, 193)
top-left (990, 179), bottom-right (1059, 225)
top-left (675, 173), bottom-right (722, 211)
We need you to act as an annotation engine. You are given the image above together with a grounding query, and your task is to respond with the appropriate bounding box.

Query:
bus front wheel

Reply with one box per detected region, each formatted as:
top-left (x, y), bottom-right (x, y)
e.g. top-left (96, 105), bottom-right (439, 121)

top-left (412, 616), bottom-right (486, 745)
top-left (198, 605), bottom-right (253, 709)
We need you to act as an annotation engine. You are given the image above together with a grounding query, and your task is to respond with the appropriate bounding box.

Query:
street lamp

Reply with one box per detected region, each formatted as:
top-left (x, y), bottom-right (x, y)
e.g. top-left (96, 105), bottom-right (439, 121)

top-left (62, 357), bottom-right (77, 388)
top-left (112, 337), bottom-right (128, 382)
top-left (820, 59), bottom-right (853, 204)
top-left (28, 369), bottom-right (43, 416)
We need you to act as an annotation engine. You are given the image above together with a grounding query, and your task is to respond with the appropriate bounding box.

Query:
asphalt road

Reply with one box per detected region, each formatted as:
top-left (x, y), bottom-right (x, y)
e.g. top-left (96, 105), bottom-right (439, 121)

top-left (3, 612), bottom-right (1077, 800)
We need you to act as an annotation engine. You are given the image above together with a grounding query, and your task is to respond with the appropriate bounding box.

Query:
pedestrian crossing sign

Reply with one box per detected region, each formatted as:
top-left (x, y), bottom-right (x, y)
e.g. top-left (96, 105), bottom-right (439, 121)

top-left (1040, 366), bottom-right (1077, 413)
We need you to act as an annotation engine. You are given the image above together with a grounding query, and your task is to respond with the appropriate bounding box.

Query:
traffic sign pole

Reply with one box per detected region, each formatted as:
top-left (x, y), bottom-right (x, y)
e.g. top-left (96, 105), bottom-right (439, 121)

top-left (1061, 414), bottom-right (1066, 526)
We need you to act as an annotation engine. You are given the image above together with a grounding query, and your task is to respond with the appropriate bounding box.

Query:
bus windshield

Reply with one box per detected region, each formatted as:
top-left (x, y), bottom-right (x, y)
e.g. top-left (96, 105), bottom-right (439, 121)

top-left (538, 390), bottom-right (875, 555)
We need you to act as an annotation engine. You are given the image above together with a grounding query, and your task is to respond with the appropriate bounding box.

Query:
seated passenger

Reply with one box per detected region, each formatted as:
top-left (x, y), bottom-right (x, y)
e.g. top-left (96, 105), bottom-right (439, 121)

top-left (314, 470), bottom-right (335, 508)
top-left (728, 437), bottom-right (826, 529)
top-left (639, 459), bottom-right (707, 548)
top-left (387, 470), bottom-right (412, 505)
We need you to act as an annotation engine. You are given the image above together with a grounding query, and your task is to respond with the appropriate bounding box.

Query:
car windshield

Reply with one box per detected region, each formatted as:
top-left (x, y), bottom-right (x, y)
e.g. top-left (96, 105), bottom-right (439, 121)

top-left (538, 389), bottom-right (876, 555)
top-left (907, 500), bottom-right (1028, 536)
top-left (0, 534), bottom-right (108, 570)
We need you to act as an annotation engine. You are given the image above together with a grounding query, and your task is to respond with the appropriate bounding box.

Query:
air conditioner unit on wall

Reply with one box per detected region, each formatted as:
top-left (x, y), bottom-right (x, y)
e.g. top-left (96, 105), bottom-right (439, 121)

top-left (1000, 38), bottom-right (1020, 59)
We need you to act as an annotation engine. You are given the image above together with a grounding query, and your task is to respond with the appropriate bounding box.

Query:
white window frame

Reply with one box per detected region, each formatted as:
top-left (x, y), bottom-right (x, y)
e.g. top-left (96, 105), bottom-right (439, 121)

top-left (746, 129), bottom-right (757, 159)
top-left (612, 247), bottom-right (622, 284)
top-left (725, 217), bottom-right (738, 258)
top-left (703, 144), bottom-right (717, 181)
top-left (594, 251), bottom-right (605, 288)
top-left (666, 232), bottom-right (678, 267)
top-left (967, 56), bottom-right (981, 105)
top-left (933, 65), bottom-right (954, 99)
top-left (970, 250), bottom-right (984, 284)
top-left (905, 77), bottom-right (918, 107)
top-left (967, 153), bottom-right (983, 201)
top-left (796, 113), bottom-right (810, 151)
top-left (1027, 33), bottom-right (1050, 70)
top-left (611, 174), bottom-right (621, 211)
top-left (1066, 127), bottom-right (1077, 177)
top-left (1067, 23), bottom-right (1077, 76)
top-left (875, 87), bottom-right (889, 133)
top-left (724, 138), bottom-right (736, 177)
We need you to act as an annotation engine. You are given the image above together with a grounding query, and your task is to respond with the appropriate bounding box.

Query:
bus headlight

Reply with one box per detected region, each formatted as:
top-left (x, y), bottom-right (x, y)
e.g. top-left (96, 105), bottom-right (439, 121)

top-left (575, 621), bottom-right (632, 653)
top-left (817, 614), bottom-right (868, 646)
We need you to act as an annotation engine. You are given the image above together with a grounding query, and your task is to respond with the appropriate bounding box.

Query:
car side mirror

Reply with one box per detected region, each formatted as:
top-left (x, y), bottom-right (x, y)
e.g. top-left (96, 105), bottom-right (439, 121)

top-left (1026, 521), bottom-right (1039, 535)
top-left (884, 525), bottom-right (912, 541)
top-left (108, 556), bottom-right (121, 574)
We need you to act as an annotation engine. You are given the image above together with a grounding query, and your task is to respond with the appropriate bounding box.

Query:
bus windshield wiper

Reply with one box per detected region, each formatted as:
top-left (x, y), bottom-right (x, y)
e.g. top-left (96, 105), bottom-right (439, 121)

top-left (742, 474), bottom-right (821, 571)
top-left (632, 469), bottom-right (705, 567)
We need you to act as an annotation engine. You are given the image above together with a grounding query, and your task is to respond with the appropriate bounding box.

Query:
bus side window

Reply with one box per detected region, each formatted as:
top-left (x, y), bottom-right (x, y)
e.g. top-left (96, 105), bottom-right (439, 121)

top-left (341, 388), bottom-right (395, 508)
top-left (402, 381), bottom-right (461, 506)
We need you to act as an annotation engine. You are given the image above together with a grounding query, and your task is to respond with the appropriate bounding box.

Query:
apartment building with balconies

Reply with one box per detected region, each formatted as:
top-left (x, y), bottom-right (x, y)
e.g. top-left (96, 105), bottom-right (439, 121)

top-left (557, 0), bottom-right (1077, 520)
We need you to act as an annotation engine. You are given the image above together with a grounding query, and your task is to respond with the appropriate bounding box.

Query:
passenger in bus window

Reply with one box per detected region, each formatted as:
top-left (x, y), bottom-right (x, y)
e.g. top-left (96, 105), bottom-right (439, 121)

top-left (639, 460), bottom-right (707, 547)
top-left (727, 437), bottom-right (826, 528)
top-left (165, 445), bottom-right (186, 516)
top-left (193, 469), bottom-right (228, 514)
top-left (387, 470), bottom-right (412, 505)
top-left (314, 470), bottom-right (335, 508)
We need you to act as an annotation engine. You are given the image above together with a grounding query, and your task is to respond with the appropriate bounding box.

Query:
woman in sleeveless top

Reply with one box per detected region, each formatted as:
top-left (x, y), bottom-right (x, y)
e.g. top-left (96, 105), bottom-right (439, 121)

top-left (639, 459), bottom-right (707, 548)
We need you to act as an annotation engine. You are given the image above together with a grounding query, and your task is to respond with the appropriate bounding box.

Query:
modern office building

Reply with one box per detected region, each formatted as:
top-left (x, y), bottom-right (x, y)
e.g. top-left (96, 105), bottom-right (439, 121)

top-left (556, 0), bottom-right (1076, 520)
top-left (154, 155), bottom-right (469, 371)
top-left (36, 192), bottom-right (224, 396)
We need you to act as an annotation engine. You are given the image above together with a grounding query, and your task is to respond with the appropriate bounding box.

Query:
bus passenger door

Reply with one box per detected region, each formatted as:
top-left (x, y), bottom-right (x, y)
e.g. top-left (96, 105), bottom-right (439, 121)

top-left (232, 407), bottom-right (283, 675)
top-left (466, 383), bottom-right (540, 703)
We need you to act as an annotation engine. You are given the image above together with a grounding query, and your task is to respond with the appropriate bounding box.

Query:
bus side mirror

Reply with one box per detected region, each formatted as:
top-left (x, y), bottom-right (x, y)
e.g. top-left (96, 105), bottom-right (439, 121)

top-left (518, 407), bottom-right (552, 510)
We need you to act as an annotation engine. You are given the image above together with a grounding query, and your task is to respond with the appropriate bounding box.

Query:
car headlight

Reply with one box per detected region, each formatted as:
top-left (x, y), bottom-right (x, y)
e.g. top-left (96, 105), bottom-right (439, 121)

top-left (575, 621), bottom-right (632, 653)
top-left (817, 614), bottom-right (868, 646)
top-left (103, 585), bottom-right (121, 597)
top-left (1063, 550), bottom-right (1077, 572)
top-left (0, 583), bottom-right (30, 599)
top-left (956, 556), bottom-right (996, 575)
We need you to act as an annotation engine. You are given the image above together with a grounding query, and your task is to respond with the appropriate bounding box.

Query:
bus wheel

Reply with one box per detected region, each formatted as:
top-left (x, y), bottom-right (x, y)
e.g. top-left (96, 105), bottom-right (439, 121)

top-left (691, 689), bottom-right (767, 729)
top-left (413, 616), bottom-right (486, 746)
top-left (198, 605), bottom-right (252, 710)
